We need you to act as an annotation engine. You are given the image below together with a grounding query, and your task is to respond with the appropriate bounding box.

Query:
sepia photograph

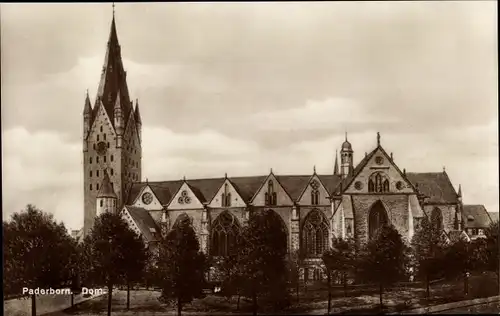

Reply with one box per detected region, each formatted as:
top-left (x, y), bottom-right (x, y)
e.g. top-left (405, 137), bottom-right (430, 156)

top-left (2, 1), bottom-right (498, 315)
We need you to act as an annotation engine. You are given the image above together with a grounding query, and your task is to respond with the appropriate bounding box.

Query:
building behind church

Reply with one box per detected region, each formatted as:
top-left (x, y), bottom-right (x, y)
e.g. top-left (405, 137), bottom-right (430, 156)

top-left (80, 14), bottom-right (495, 280)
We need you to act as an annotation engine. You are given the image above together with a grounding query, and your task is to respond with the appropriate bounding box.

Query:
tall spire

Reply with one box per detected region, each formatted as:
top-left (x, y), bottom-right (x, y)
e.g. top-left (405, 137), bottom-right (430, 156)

top-left (95, 4), bottom-right (132, 130)
top-left (458, 184), bottom-right (462, 198)
top-left (334, 150), bottom-right (339, 175)
top-left (134, 99), bottom-right (142, 124)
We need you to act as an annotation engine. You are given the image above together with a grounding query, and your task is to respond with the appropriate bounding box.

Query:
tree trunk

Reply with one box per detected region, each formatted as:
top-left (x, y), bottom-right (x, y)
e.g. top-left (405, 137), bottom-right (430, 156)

top-left (31, 294), bottom-right (36, 316)
top-left (107, 284), bottom-right (113, 316)
top-left (177, 297), bottom-right (182, 316)
top-left (327, 272), bottom-right (332, 315)
top-left (126, 282), bottom-right (130, 310)
top-left (296, 281), bottom-right (300, 303)
top-left (252, 290), bottom-right (257, 316)
top-left (343, 273), bottom-right (348, 297)
top-left (426, 274), bottom-right (430, 298)
top-left (379, 283), bottom-right (383, 309)
top-left (237, 292), bottom-right (241, 311)
top-left (464, 272), bottom-right (468, 296)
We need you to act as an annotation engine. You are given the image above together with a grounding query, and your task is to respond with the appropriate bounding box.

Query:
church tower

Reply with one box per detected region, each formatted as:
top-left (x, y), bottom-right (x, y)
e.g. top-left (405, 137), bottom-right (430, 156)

top-left (82, 11), bottom-right (142, 237)
top-left (340, 133), bottom-right (353, 179)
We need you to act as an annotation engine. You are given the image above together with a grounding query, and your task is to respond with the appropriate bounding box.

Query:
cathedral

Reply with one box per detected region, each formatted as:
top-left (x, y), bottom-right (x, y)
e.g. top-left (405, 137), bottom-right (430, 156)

top-left (81, 14), bottom-right (492, 279)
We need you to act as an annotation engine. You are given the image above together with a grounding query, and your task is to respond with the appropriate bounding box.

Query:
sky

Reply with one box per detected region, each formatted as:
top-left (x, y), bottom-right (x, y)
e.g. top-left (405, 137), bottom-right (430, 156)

top-left (1, 2), bottom-right (498, 231)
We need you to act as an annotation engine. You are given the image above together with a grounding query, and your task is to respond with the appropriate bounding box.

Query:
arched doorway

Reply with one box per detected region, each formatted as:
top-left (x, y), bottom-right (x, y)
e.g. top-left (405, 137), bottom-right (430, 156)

top-left (368, 201), bottom-right (389, 239)
top-left (261, 209), bottom-right (288, 254)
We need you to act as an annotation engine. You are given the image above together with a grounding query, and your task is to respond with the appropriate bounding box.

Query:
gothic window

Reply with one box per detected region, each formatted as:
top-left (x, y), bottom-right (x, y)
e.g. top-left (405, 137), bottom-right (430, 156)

top-left (211, 212), bottom-right (240, 256)
top-left (97, 135), bottom-right (100, 141)
top-left (226, 193), bottom-right (232, 207)
top-left (97, 183), bottom-right (100, 190)
top-left (383, 180), bottom-right (389, 192)
top-left (90, 170), bottom-right (92, 177)
top-left (311, 190), bottom-right (319, 205)
top-left (100, 200), bottom-right (103, 207)
top-left (96, 170), bottom-right (99, 177)
top-left (100, 126), bottom-right (103, 132)
top-left (107, 142), bottom-right (110, 148)
top-left (266, 180), bottom-right (277, 206)
top-left (90, 184), bottom-right (92, 190)
top-left (431, 208), bottom-right (443, 231)
top-left (368, 180), bottom-right (374, 192)
top-left (111, 169), bottom-right (114, 176)
top-left (90, 157), bottom-right (93, 164)
top-left (368, 172), bottom-right (390, 193)
top-left (111, 155), bottom-right (114, 162)
top-left (368, 201), bottom-right (389, 239)
top-left (104, 156), bottom-right (107, 163)
top-left (104, 133), bottom-right (107, 140)
top-left (302, 210), bottom-right (329, 257)
top-left (97, 156), bottom-right (99, 163)
top-left (93, 144), bottom-right (96, 150)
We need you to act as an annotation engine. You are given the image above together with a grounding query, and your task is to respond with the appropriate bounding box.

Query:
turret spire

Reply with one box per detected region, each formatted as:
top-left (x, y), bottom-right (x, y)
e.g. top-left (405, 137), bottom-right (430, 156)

top-left (458, 184), bottom-right (462, 198)
top-left (334, 150), bottom-right (339, 176)
top-left (83, 89), bottom-right (92, 114)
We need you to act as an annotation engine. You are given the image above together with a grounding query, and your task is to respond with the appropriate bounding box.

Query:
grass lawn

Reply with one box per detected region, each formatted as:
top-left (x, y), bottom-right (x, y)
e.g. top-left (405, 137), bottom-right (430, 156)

top-left (45, 272), bottom-right (498, 315)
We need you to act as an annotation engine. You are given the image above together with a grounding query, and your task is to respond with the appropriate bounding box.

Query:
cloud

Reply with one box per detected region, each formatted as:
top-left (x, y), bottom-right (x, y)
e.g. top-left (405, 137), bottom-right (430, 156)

top-left (249, 98), bottom-right (398, 132)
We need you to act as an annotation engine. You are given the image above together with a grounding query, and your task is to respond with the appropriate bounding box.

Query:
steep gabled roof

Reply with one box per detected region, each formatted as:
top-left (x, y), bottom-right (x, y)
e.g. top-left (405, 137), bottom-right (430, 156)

top-left (184, 178), bottom-right (225, 203)
top-left (406, 172), bottom-right (459, 204)
top-left (229, 176), bottom-right (268, 202)
top-left (124, 206), bottom-right (160, 242)
top-left (463, 205), bottom-right (492, 228)
top-left (276, 175), bottom-right (312, 201)
top-left (488, 212), bottom-right (499, 223)
top-left (126, 181), bottom-right (183, 205)
top-left (318, 174), bottom-right (342, 195)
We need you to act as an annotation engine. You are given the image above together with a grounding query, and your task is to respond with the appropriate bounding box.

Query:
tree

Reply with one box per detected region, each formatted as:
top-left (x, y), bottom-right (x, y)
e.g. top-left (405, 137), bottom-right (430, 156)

top-left (3, 205), bottom-right (75, 316)
top-left (85, 212), bottom-right (142, 316)
top-left (411, 216), bottom-right (446, 298)
top-left (157, 217), bottom-right (208, 316)
top-left (442, 239), bottom-right (474, 296)
top-left (237, 210), bottom-right (290, 316)
top-left (122, 231), bottom-right (149, 310)
top-left (322, 237), bottom-right (356, 314)
top-left (359, 225), bottom-right (408, 309)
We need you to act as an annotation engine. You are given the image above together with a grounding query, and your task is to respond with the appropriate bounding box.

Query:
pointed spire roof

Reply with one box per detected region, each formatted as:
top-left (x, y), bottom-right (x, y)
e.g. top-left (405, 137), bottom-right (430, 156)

top-left (94, 8), bottom-right (133, 129)
top-left (97, 170), bottom-right (117, 199)
top-left (134, 99), bottom-right (142, 124)
top-left (83, 89), bottom-right (92, 114)
top-left (334, 150), bottom-right (339, 175)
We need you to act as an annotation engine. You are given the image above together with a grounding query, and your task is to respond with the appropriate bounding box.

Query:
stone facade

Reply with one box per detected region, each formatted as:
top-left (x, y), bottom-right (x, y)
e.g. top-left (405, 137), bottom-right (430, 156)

top-left (81, 14), bottom-right (481, 278)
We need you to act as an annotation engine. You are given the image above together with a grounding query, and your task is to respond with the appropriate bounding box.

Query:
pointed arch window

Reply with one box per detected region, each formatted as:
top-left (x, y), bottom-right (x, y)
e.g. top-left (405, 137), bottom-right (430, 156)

top-left (100, 126), bottom-right (103, 132)
top-left (104, 133), bottom-right (107, 141)
top-left (100, 200), bottom-right (103, 207)
top-left (369, 172), bottom-right (390, 193)
top-left (97, 135), bottom-right (100, 141)
top-left (90, 184), bottom-right (93, 190)
top-left (111, 155), bottom-right (114, 162)
top-left (431, 208), bottom-right (443, 231)
top-left (97, 156), bottom-right (99, 163)
top-left (311, 190), bottom-right (320, 205)
top-left (90, 157), bottom-right (93, 164)
top-left (221, 183), bottom-right (232, 207)
top-left (266, 180), bottom-right (277, 206)
top-left (97, 183), bottom-right (100, 190)
top-left (302, 210), bottom-right (329, 257)
top-left (211, 212), bottom-right (240, 256)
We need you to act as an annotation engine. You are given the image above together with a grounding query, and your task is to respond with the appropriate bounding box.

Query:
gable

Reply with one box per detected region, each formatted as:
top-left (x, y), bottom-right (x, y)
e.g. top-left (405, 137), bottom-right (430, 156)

top-left (168, 182), bottom-right (204, 209)
top-left (251, 173), bottom-right (293, 206)
top-left (88, 102), bottom-right (116, 143)
top-left (297, 174), bottom-right (330, 205)
top-left (209, 179), bottom-right (247, 208)
top-left (132, 185), bottom-right (163, 210)
top-left (344, 147), bottom-right (415, 194)
top-left (123, 108), bottom-right (140, 147)
top-left (406, 172), bottom-right (459, 204)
